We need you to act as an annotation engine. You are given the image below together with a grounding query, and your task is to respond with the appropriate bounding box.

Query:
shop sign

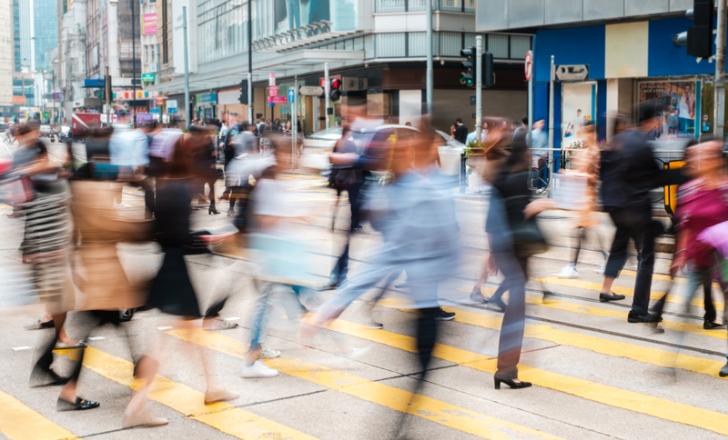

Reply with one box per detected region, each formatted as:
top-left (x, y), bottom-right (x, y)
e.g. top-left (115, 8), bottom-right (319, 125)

top-left (268, 85), bottom-right (279, 97)
top-left (299, 86), bottom-right (324, 96)
top-left (141, 72), bottom-right (156, 83)
top-left (196, 92), bottom-right (218, 105)
top-left (267, 96), bottom-right (287, 104)
top-left (555, 65), bottom-right (589, 81)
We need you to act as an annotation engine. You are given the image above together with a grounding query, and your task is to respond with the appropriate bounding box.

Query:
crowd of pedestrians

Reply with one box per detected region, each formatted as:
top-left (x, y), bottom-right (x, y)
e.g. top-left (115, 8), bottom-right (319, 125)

top-left (2, 94), bottom-right (728, 437)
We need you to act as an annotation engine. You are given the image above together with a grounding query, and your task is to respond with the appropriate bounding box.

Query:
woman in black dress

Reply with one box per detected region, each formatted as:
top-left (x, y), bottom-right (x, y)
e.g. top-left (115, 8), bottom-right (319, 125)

top-left (147, 129), bottom-right (237, 405)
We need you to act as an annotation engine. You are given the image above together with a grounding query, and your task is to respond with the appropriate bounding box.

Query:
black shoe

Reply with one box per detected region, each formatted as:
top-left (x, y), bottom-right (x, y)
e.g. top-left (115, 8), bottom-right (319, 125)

top-left (599, 292), bottom-right (626, 303)
top-left (434, 307), bottom-right (455, 321)
top-left (487, 297), bottom-right (507, 313)
top-left (30, 369), bottom-right (69, 387)
top-left (704, 321), bottom-right (726, 330)
top-left (494, 376), bottom-right (532, 390)
top-left (720, 359), bottom-right (728, 377)
top-left (319, 281), bottom-right (341, 291)
top-left (57, 397), bottom-right (100, 411)
top-left (209, 206), bottom-right (220, 215)
top-left (627, 312), bottom-right (662, 324)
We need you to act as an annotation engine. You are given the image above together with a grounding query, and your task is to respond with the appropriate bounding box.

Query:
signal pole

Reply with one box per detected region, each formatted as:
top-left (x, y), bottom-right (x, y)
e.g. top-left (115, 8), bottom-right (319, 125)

top-left (324, 62), bottom-right (330, 129)
top-left (715, 0), bottom-right (726, 137)
top-left (475, 35), bottom-right (483, 141)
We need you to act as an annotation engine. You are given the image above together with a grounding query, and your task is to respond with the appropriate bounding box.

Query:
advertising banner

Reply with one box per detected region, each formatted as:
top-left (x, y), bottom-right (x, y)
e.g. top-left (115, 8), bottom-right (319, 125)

top-left (273, 0), bottom-right (356, 33)
top-left (637, 80), bottom-right (699, 139)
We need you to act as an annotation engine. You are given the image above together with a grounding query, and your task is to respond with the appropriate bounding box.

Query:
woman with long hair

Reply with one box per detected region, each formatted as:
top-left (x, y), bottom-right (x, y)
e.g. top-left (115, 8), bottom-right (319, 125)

top-left (485, 132), bottom-right (554, 389)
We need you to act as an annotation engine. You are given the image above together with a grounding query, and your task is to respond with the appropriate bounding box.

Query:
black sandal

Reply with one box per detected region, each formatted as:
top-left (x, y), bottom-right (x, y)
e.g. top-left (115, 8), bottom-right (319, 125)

top-left (57, 397), bottom-right (100, 411)
top-left (24, 319), bottom-right (54, 330)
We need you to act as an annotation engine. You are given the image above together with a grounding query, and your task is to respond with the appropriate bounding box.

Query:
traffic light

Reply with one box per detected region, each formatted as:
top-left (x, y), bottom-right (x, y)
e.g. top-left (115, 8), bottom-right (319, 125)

top-left (688, 0), bottom-right (714, 58)
top-left (483, 52), bottom-right (495, 88)
top-left (330, 77), bottom-right (342, 101)
top-left (238, 79), bottom-right (249, 104)
top-left (460, 47), bottom-right (476, 87)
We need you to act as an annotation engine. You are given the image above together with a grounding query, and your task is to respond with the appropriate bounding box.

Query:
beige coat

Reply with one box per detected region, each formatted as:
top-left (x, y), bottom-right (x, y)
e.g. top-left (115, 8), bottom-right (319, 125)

top-left (70, 181), bottom-right (151, 311)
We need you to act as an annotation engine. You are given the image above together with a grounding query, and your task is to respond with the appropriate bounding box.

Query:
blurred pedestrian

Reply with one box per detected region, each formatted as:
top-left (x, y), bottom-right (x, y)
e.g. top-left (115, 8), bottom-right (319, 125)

top-left (597, 101), bottom-right (685, 322)
top-left (485, 132), bottom-right (554, 389)
top-left (12, 123), bottom-right (76, 387)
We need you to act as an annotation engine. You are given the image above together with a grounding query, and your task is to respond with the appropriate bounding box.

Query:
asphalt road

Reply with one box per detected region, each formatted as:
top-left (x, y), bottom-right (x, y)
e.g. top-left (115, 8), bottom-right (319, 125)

top-left (0, 173), bottom-right (727, 440)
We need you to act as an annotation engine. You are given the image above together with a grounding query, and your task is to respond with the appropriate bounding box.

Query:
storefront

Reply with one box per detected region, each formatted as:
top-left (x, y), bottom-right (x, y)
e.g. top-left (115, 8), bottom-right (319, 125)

top-left (531, 17), bottom-right (717, 167)
top-left (195, 92), bottom-right (218, 122)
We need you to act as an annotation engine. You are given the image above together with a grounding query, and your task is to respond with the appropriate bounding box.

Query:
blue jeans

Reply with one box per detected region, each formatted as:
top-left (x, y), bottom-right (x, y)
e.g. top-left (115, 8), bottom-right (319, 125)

top-left (249, 283), bottom-right (310, 351)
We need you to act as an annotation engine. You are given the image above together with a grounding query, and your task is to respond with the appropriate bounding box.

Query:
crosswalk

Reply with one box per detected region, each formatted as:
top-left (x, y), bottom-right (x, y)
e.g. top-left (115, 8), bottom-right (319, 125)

top-left (2, 256), bottom-right (728, 439)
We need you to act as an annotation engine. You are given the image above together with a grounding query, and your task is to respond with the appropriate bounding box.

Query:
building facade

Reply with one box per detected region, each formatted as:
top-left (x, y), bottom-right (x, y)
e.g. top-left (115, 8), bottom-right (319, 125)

top-left (476, 0), bottom-right (709, 165)
top-left (0, 0), bottom-right (13, 108)
top-left (150, 0), bottom-right (531, 132)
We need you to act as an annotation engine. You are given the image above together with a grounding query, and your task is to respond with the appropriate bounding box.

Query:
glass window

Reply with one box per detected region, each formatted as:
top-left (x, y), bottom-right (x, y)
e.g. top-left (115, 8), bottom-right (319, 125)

top-left (439, 0), bottom-right (462, 11)
top-left (463, 0), bottom-right (475, 12)
top-left (376, 33), bottom-right (406, 58)
top-left (408, 0), bottom-right (428, 10)
top-left (464, 33), bottom-right (476, 50)
top-left (510, 35), bottom-right (531, 59)
top-left (440, 32), bottom-right (461, 56)
top-left (365, 35), bottom-right (376, 58)
top-left (376, 0), bottom-right (405, 12)
top-left (408, 32), bottom-right (427, 57)
top-left (487, 34), bottom-right (509, 58)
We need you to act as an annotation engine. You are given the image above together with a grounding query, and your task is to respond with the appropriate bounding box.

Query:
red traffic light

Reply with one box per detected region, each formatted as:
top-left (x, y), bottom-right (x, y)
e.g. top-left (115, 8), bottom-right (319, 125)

top-left (331, 78), bottom-right (342, 89)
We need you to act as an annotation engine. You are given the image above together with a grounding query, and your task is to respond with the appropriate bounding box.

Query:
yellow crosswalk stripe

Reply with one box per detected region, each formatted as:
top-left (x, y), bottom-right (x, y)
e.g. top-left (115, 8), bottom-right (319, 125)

top-left (74, 347), bottom-right (316, 440)
top-left (537, 276), bottom-right (723, 311)
top-left (168, 329), bottom-right (562, 440)
top-left (437, 300), bottom-right (725, 377)
top-left (467, 286), bottom-right (725, 341)
top-left (321, 316), bottom-right (728, 436)
top-left (0, 390), bottom-right (76, 440)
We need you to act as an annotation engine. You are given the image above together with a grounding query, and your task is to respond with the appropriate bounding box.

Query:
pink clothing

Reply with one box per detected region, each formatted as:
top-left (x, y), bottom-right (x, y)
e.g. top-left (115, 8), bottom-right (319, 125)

top-left (677, 179), bottom-right (728, 268)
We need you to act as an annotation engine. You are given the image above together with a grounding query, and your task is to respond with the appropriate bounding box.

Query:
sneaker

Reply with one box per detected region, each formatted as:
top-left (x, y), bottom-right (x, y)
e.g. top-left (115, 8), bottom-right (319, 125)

top-left (261, 347), bottom-right (281, 359)
top-left (434, 307), bottom-right (456, 321)
top-left (241, 360), bottom-right (279, 378)
top-left (557, 264), bottom-right (578, 279)
top-left (469, 289), bottom-right (488, 304)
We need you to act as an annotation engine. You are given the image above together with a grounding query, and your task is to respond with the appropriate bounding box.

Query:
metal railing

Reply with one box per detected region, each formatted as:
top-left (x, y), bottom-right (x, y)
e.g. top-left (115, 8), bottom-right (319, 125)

top-left (375, 0), bottom-right (475, 12)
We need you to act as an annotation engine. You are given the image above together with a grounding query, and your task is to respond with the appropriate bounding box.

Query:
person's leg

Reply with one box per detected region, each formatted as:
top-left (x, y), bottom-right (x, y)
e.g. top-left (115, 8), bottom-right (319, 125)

top-left (141, 177), bottom-right (155, 218)
top-left (207, 178), bottom-right (217, 212)
top-left (247, 283), bottom-right (275, 363)
top-left (347, 183), bottom-right (363, 231)
top-left (328, 238), bottom-right (350, 287)
top-left (703, 279), bottom-right (719, 326)
top-left (493, 252), bottom-right (528, 382)
top-left (571, 226), bottom-right (586, 266)
top-left (630, 217), bottom-right (657, 317)
top-left (600, 211), bottom-right (630, 300)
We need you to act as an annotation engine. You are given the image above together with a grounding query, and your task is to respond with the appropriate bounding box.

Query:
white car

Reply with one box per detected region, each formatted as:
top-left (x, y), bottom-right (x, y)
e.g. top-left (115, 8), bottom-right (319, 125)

top-left (300, 124), bottom-right (464, 176)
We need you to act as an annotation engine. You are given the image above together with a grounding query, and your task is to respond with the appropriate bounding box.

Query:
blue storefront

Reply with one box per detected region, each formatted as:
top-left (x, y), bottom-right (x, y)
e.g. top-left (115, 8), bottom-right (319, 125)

top-left (531, 16), bottom-right (718, 168)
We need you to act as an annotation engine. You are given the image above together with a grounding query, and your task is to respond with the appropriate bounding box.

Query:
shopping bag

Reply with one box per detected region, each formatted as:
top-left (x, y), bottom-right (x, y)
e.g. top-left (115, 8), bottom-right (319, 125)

top-left (0, 176), bottom-right (33, 205)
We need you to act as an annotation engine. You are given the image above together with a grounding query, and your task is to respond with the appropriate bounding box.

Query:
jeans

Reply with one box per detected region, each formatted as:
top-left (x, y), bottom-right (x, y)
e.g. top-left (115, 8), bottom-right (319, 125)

top-left (249, 283), bottom-right (310, 351)
top-left (604, 208), bottom-right (657, 315)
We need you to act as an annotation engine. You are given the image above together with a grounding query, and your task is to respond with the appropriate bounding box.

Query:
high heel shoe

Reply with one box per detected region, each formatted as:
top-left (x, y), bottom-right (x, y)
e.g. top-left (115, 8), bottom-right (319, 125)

top-left (208, 206), bottom-right (220, 215)
top-left (494, 377), bottom-right (532, 390)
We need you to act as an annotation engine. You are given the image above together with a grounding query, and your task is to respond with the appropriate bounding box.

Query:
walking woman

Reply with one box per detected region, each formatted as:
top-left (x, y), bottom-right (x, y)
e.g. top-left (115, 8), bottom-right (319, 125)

top-left (671, 140), bottom-right (728, 373)
top-left (485, 132), bottom-right (554, 389)
top-left (147, 129), bottom-right (238, 405)
top-left (12, 123), bottom-right (76, 387)
top-left (557, 122), bottom-right (608, 278)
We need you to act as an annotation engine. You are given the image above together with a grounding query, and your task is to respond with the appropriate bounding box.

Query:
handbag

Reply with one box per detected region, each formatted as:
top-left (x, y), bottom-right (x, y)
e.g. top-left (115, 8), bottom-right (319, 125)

top-left (328, 166), bottom-right (359, 191)
top-left (511, 218), bottom-right (549, 258)
top-left (0, 176), bottom-right (33, 205)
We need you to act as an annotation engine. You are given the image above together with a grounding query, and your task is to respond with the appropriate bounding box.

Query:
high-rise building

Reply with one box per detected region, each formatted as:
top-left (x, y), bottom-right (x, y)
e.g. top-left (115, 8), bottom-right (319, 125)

top-left (33, 0), bottom-right (58, 72)
top-left (0, 0), bottom-right (13, 106)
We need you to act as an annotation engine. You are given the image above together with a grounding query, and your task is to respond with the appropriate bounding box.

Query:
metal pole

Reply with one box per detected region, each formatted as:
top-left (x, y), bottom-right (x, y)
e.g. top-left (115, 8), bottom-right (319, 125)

top-left (426, 0), bottom-right (433, 115)
top-left (715, 0), bottom-right (726, 138)
top-left (292, 76), bottom-right (298, 168)
top-left (324, 62), bottom-right (330, 129)
top-left (131, 0), bottom-right (137, 127)
top-left (475, 35), bottom-right (483, 141)
top-left (548, 55), bottom-right (555, 167)
top-left (105, 65), bottom-right (111, 127)
top-left (182, 6), bottom-right (191, 130)
top-left (247, 0), bottom-right (253, 122)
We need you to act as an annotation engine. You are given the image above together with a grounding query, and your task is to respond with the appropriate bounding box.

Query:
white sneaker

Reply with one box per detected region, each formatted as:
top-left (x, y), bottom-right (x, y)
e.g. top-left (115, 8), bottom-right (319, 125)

top-left (261, 347), bottom-right (281, 359)
top-left (557, 264), bottom-right (578, 279)
top-left (241, 360), bottom-right (279, 378)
